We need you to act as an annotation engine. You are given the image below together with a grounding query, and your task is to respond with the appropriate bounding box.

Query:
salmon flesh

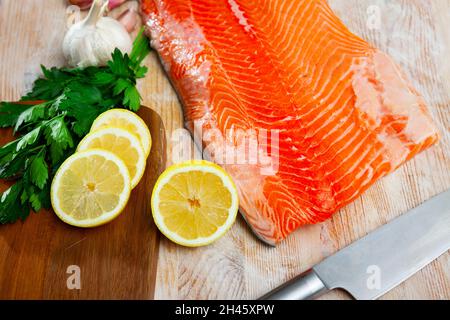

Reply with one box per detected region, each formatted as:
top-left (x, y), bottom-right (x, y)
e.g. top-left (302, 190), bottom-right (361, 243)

top-left (141, 0), bottom-right (439, 244)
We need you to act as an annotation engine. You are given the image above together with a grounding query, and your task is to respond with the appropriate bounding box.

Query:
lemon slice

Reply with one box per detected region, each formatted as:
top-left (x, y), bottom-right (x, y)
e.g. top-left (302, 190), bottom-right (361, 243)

top-left (77, 127), bottom-right (146, 188)
top-left (151, 160), bottom-right (239, 247)
top-left (90, 109), bottom-right (152, 158)
top-left (51, 149), bottom-right (131, 227)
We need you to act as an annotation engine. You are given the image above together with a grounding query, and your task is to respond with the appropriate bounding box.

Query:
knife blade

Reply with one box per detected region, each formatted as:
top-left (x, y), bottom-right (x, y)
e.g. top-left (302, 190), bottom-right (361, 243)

top-left (260, 189), bottom-right (450, 300)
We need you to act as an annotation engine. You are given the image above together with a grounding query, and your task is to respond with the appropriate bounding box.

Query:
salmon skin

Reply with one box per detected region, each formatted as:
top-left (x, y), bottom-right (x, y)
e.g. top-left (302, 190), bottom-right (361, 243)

top-left (141, 0), bottom-right (439, 244)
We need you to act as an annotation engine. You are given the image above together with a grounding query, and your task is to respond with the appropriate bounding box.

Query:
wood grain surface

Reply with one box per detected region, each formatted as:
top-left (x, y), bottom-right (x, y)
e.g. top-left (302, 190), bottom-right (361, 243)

top-left (0, 0), bottom-right (449, 300)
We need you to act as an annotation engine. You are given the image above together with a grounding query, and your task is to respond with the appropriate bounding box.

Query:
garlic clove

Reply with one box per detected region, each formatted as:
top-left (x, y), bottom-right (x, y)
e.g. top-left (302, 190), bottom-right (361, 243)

top-left (117, 8), bottom-right (138, 33)
top-left (82, 0), bottom-right (107, 26)
top-left (108, 0), bottom-right (128, 11)
top-left (67, 0), bottom-right (128, 11)
top-left (68, 0), bottom-right (93, 10)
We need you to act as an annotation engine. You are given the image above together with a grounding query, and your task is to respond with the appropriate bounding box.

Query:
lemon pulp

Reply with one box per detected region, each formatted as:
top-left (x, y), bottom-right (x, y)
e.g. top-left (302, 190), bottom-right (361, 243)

top-left (151, 160), bottom-right (239, 247)
top-left (51, 149), bottom-right (131, 227)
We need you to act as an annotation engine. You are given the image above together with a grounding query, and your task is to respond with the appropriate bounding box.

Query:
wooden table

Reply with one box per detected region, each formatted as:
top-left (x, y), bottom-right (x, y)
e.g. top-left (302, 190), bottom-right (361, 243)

top-left (0, 0), bottom-right (449, 299)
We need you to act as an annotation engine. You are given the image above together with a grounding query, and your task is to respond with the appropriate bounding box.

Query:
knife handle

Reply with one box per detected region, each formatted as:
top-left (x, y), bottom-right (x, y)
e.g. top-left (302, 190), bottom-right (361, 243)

top-left (259, 270), bottom-right (328, 300)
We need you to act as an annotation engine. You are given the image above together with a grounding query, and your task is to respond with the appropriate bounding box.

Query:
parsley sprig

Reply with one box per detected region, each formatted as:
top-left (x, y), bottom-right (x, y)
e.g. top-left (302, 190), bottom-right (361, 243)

top-left (0, 29), bottom-right (150, 224)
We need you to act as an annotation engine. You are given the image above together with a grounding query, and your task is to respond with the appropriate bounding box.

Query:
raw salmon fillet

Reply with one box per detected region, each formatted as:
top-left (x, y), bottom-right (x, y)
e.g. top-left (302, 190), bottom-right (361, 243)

top-left (141, 0), bottom-right (439, 244)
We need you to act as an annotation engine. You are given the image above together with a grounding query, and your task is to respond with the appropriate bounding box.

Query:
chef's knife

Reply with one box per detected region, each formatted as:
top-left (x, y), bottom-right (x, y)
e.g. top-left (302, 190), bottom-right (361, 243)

top-left (260, 189), bottom-right (450, 300)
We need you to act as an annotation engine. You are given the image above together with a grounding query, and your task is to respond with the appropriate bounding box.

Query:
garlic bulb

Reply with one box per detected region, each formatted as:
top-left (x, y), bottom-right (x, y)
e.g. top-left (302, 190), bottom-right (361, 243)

top-left (63, 0), bottom-right (132, 68)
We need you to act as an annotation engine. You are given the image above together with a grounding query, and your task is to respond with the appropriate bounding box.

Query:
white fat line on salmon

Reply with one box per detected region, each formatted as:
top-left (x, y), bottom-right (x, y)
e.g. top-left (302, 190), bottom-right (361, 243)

top-left (228, 0), bottom-right (252, 32)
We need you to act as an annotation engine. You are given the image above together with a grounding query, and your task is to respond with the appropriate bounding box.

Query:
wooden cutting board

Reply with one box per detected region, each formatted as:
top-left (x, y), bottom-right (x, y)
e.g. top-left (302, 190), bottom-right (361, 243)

top-left (0, 107), bottom-right (166, 299)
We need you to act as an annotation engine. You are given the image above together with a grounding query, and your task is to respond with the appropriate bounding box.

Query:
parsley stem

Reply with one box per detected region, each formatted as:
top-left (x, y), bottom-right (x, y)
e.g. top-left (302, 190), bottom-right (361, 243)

top-left (27, 145), bottom-right (45, 154)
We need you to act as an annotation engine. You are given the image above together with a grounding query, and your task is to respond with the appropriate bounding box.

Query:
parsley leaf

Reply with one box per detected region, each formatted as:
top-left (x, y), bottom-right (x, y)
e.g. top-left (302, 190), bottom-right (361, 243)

top-left (0, 181), bottom-right (29, 223)
top-left (0, 102), bottom-right (31, 128)
top-left (23, 66), bottom-right (71, 101)
top-left (0, 149), bottom-right (29, 179)
top-left (108, 49), bottom-right (133, 78)
top-left (124, 85), bottom-right (141, 112)
top-left (44, 116), bottom-right (74, 165)
top-left (29, 191), bottom-right (42, 212)
top-left (14, 102), bottom-right (47, 133)
top-left (16, 127), bottom-right (41, 151)
top-left (92, 72), bottom-right (117, 85)
top-left (29, 150), bottom-right (48, 189)
top-left (113, 78), bottom-right (131, 96)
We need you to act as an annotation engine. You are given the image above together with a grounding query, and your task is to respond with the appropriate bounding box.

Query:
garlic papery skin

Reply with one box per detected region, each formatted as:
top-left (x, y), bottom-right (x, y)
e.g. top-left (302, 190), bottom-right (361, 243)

top-left (117, 8), bottom-right (138, 33)
top-left (68, 0), bottom-right (93, 10)
top-left (63, 0), bottom-right (132, 68)
top-left (68, 0), bottom-right (129, 11)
